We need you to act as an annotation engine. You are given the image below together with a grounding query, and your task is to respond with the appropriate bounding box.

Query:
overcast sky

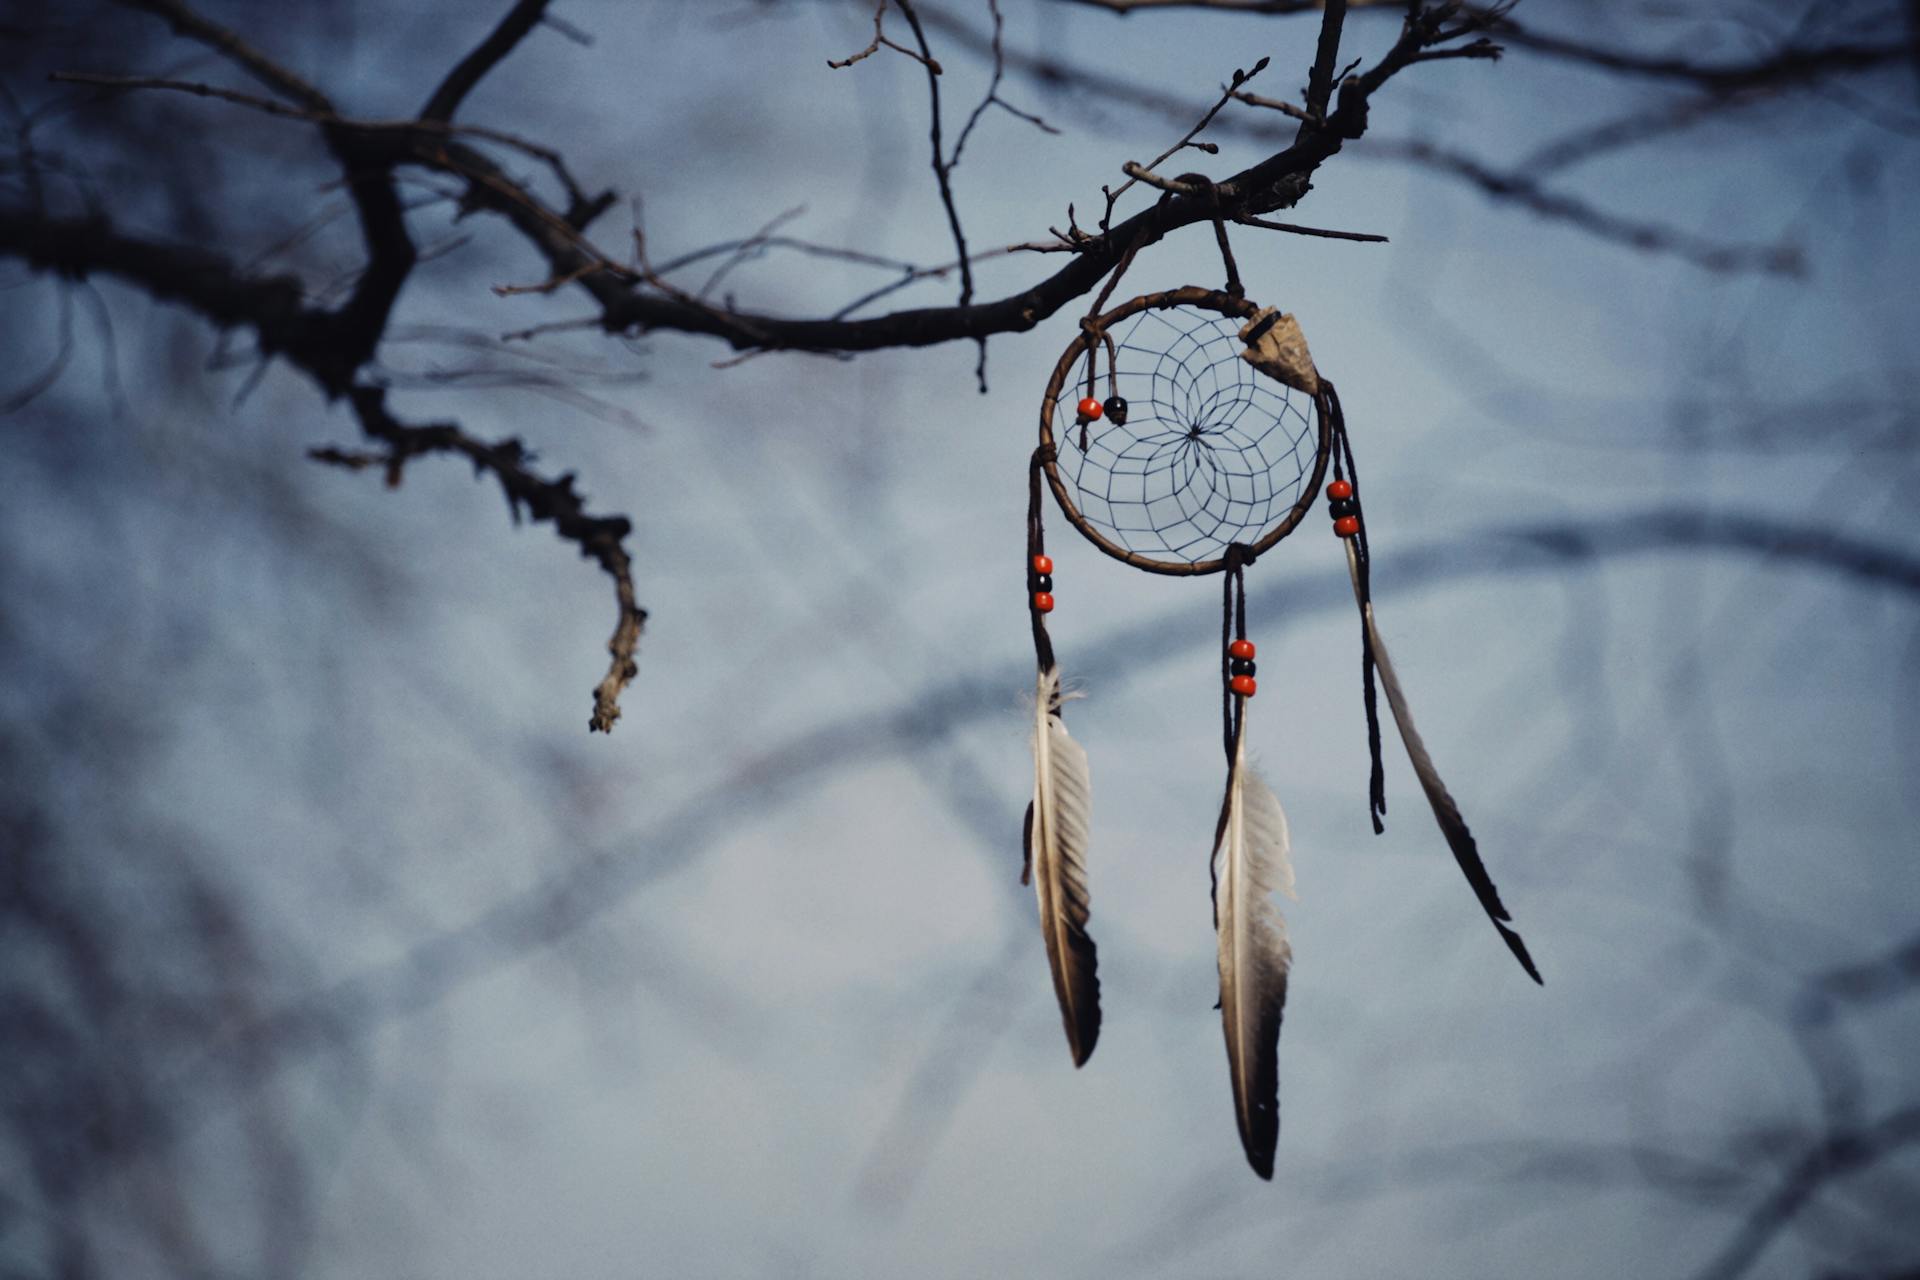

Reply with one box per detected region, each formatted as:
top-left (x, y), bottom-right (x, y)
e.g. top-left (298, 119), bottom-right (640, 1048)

top-left (4, 1), bottom-right (1918, 1277)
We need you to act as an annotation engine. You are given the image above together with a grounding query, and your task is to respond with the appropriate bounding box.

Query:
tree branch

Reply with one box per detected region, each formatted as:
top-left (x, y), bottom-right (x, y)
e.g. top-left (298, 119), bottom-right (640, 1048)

top-left (1059, 0), bottom-right (1393, 11)
top-left (0, 209), bottom-right (329, 366)
top-left (421, 0), bottom-right (551, 123)
top-left (317, 387), bottom-right (645, 734)
top-left (1490, 19), bottom-right (1908, 93)
top-left (1301, 0), bottom-right (1349, 124)
top-left (112, 0), bottom-right (333, 112)
top-left (1370, 138), bottom-right (1805, 275)
top-left (38, 0), bottom-right (1483, 367)
top-left (948, 0), bottom-right (1058, 168)
top-left (1690, 1105), bottom-right (1920, 1280)
top-left (890, 0), bottom-right (973, 310)
top-left (49, 71), bottom-right (609, 227)
top-left (919, 4), bottom-right (1846, 279)
top-left (18, 0), bottom-right (656, 732)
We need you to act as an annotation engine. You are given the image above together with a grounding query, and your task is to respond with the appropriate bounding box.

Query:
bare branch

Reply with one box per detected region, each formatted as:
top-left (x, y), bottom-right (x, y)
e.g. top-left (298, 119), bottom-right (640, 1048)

top-left (0, 284), bottom-right (74, 413)
top-left (1812, 932), bottom-right (1920, 1011)
top-left (1519, 91), bottom-right (1768, 174)
top-left (1490, 17), bottom-right (1908, 92)
top-left (491, 261), bottom-right (608, 297)
top-left (1232, 88), bottom-right (1311, 121)
top-left (13, 0), bottom-right (653, 735)
top-left (1107, 55), bottom-right (1270, 228)
top-left (27, 2), bottom-right (1792, 376)
top-left (1059, 0), bottom-right (1392, 11)
top-left (827, 0), bottom-right (940, 71)
top-left (824, 0), bottom-right (983, 377)
top-left (49, 72), bottom-right (608, 222)
top-left (1372, 138), bottom-right (1805, 275)
top-left (950, 0), bottom-right (1058, 169)
top-left (1233, 213), bottom-right (1387, 242)
top-left (1690, 1105), bottom-right (1920, 1280)
top-left (112, 0), bottom-right (333, 112)
top-left (1118, 160), bottom-right (1208, 194)
top-left (438, 9), bottom-right (1465, 351)
top-left (1301, 0), bottom-right (1349, 124)
top-left (890, 0), bottom-right (973, 309)
top-left (0, 209), bottom-right (330, 367)
top-left (315, 387), bottom-right (646, 733)
top-left (923, 7), bottom-right (1819, 280)
top-left (694, 204), bottom-right (809, 302)
top-left (421, 0), bottom-right (551, 123)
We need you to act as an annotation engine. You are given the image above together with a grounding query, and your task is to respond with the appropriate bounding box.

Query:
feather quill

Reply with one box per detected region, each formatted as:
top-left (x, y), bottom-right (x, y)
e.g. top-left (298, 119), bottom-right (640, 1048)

top-left (1345, 541), bottom-right (1542, 984)
top-left (1030, 667), bottom-right (1101, 1066)
top-left (1213, 705), bottom-right (1295, 1179)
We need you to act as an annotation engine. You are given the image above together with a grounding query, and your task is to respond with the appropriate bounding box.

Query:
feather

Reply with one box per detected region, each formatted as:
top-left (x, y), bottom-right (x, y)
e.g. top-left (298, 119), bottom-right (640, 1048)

top-left (1030, 666), bottom-right (1101, 1067)
top-left (1213, 706), bottom-right (1295, 1179)
top-left (1345, 541), bottom-right (1543, 984)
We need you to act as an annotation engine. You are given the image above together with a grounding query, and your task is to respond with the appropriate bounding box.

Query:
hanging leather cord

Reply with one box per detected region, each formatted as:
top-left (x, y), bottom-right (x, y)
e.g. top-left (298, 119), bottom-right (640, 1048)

top-left (1210, 541), bottom-right (1255, 915)
top-left (1323, 380), bottom-right (1387, 832)
top-left (1220, 542), bottom-right (1254, 763)
top-left (1028, 444), bottom-right (1057, 674)
top-left (1207, 181), bottom-right (1244, 301)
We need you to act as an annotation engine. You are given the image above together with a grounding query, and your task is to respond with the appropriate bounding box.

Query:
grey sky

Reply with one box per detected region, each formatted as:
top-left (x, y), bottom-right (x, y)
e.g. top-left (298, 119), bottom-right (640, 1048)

top-left (3, 1), bottom-right (1918, 1277)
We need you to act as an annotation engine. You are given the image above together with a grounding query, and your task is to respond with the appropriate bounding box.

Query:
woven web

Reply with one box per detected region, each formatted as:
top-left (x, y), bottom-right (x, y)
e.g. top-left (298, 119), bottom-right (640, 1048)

top-left (1053, 305), bottom-right (1316, 565)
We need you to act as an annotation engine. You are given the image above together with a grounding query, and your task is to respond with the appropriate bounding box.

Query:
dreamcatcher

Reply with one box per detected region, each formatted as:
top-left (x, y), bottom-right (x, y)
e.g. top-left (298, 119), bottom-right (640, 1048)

top-left (1021, 285), bottom-right (1541, 1180)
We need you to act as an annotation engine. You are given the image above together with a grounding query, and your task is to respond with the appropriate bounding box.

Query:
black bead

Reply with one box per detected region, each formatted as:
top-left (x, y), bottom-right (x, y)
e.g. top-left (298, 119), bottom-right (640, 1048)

top-left (1102, 395), bottom-right (1129, 426)
top-left (1034, 573), bottom-right (1053, 592)
top-left (1230, 657), bottom-right (1256, 677)
top-left (1328, 498), bottom-right (1357, 519)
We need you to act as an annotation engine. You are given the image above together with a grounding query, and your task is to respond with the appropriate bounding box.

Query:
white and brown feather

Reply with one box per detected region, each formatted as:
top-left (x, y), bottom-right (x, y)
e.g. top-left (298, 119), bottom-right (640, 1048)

top-left (1031, 667), bottom-right (1101, 1067)
top-left (1214, 707), bottom-right (1295, 1179)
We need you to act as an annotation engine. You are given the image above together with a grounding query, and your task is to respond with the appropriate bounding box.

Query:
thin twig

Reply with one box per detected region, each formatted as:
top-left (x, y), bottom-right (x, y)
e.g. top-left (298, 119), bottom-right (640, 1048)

top-left (492, 261), bottom-right (606, 296)
top-left (827, 0), bottom-right (940, 71)
top-left (1232, 88), bottom-right (1311, 121)
top-left (654, 233), bottom-right (915, 278)
top-left (50, 71), bottom-right (604, 213)
top-left (500, 315), bottom-right (604, 342)
top-left (1233, 213), bottom-right (1387, 242)
top-left (1060, 0), bottom-right (1391, 9)
top-left (1107, 56), bottom-right (1269, 229)
top-left (113, 0), bottom-right (333, 112)
top-left (890, 1), bottom-right (972, 306)
top-left (950, 0), bottom-right (1058, 168)
top-left (1119, 161), bottom-right (1207, 194)
top-left (696, 205), bottom-right (807, 301)
top-left (628, 210), bottom-right (773, 345)
top-left (18, 0), bottom-right (1515, 367)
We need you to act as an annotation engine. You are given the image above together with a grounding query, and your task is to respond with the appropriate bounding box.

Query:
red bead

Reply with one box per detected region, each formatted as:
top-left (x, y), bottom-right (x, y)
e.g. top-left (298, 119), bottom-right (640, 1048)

top-left (1076, 396), bottom-right (1103, 421)
top-left (1326, 479), bottom-right (1353, 501)
top-left (1229, 638), bottom-right (1256, 660)
top-left (1033, 592), bottom-right (1055, 613)
top-left (1231, 674), bottom-right (1257, 697)
top-left (1032, 554), bottom-right (1053, 575)
top-left (1334, 515), bottom-right (1360, 537)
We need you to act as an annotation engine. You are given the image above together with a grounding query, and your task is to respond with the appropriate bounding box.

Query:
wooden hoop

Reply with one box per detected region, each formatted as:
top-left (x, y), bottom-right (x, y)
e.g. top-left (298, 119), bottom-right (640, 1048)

top-left (1038, 287), bottom-right (1332, 577)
